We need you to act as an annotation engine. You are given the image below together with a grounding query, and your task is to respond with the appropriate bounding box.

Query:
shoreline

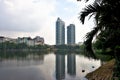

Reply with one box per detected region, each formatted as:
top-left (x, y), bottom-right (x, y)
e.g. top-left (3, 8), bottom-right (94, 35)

top-left (86, 59), bottom-right (115, 80)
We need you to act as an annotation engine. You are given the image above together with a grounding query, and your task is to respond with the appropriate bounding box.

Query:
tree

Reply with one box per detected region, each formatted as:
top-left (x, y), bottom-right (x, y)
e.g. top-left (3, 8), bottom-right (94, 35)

top-left (79, 0), bottom-right (120, 79)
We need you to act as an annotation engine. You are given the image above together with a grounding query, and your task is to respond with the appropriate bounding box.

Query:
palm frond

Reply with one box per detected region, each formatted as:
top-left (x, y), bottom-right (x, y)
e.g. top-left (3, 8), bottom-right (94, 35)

top-left (85, 0), bottom-right (89, 2)
top-left (88, 13), bottom-right (94, 20)
top-left (84, 26), bottom-right (100, 53)
top-left (79, 1), bottom-right (100, 24)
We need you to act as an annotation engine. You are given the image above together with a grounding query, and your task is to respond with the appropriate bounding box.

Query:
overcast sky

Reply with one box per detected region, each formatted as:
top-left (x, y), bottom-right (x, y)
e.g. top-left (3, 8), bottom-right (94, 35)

top-left (0, 0), bottom-right (95, 45)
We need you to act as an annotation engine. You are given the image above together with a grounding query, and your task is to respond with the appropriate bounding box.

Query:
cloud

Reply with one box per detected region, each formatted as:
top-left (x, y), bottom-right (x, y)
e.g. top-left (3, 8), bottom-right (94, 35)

top-left (0, 0), bottom-right (56, 32)
top-left (56, 0), bottom-right (95, 43)
top-left (0, 0), bottom-right (57, 44)
top-left (0, 0), bottom-right (96, 44)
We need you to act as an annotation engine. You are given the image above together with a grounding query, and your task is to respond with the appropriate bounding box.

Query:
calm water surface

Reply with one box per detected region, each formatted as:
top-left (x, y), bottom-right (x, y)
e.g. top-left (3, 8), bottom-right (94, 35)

top-left (0, 51), bottom-right (101, 80)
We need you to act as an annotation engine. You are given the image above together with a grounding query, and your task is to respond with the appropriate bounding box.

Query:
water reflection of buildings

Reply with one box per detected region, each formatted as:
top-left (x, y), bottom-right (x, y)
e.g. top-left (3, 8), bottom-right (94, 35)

top-left (67, 53), bottom-right (76, 76)
top-left (55, 53), bottom-right (76, 80)
top-left (56, 53), bottom-right (65, 80)
top-left (0, 54), bottom-right (44, 67)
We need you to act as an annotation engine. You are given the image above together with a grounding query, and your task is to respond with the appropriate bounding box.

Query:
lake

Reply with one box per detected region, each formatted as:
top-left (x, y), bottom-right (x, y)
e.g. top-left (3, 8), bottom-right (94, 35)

top-left (0, 51), bottom-right (101, 80)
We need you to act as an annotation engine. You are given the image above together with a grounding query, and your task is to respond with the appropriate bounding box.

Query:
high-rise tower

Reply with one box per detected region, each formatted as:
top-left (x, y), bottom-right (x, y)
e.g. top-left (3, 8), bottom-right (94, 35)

top-left (56, 17), bottom-right (65, 45)
top-left (67, 24), bottom-right (75, 45)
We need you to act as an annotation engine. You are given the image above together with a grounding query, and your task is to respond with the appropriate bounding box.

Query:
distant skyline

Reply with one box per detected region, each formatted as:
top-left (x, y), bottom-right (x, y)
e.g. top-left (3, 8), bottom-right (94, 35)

top-left (0, 0), bottom-right (95, 45)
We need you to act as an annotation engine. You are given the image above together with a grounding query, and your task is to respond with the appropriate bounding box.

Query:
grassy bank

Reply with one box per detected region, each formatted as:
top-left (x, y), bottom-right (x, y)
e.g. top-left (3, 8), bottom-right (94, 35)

top-left (86, 59), bottom-right (115, 80)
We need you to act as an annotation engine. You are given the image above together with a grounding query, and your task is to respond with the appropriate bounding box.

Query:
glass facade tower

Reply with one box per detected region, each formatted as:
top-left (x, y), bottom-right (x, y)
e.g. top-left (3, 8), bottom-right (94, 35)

top-left (56, 17), bottom-right (65, 45)
top-left (67, 24), bottom-right (75, 45)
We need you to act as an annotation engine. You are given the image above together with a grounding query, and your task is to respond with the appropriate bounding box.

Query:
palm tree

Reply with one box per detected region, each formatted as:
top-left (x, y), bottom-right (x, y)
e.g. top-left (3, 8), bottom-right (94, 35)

top-left (79, 0), bottom-right (103, 53)
top-left (79, 0), bottom-right (120, 79)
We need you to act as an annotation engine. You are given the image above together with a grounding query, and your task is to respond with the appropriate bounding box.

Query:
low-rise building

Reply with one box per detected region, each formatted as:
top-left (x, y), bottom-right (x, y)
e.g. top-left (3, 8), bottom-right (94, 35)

top-left (0, 36), bottom-right (16, 43)
top-left (0, 36), bottom-right (44, 46)
top-left (0, 36), bottom-right (5, 43)
top-left (9, 39), bottom-right (17, 43)
top-left (34, 36), bottom-right (44, 45)
top-left (17, 37), bottom-right (34, 46)
top-left (26, 38), bottom-right (35, 46)
top-left (17, 36), bottom-right (44, 46)
top-left (78, 42), bottom-right (83, 45)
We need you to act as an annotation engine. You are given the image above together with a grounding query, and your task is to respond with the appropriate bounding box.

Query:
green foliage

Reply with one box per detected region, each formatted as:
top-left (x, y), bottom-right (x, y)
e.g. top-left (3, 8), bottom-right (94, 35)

top-left (79, 0), bottom-right (120, 79)
top-left (79, 0), bottom-right (120, 55)
top-left (0, 42), bottom-right (50, 51)
top-left (94, 50), bottom-right (113, 61)
top-left (0, 42), bottom-right (27, 49)
top-left (54, 45), bottom-right (81, 50)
